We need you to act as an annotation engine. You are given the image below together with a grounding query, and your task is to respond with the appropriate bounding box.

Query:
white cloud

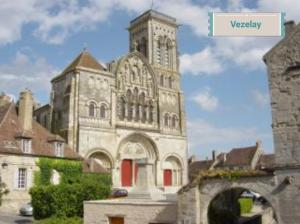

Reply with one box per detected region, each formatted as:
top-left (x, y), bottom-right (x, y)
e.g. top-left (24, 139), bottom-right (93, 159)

top-left (0, 51), bottom-right (58, 96)
top-left (258, 0), bottom-right (300, 21)
top-left (0, 0), bottom-right (221, 45)
top-left (180, 47), bottom-right (223, 75)
top-left (187, 119), bottom-right (271, 158)
top-left (252, 90), bottom-right (269, 107)
top-left (191, 87), bottom-right (219, 111)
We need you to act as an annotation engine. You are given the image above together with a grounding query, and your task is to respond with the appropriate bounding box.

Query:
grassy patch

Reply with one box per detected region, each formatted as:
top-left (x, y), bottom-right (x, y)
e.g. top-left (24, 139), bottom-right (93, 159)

top-left (239, 198), bottom-right (253, 214)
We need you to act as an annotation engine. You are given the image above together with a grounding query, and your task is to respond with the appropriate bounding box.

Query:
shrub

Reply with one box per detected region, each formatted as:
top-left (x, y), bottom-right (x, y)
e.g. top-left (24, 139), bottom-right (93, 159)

top-left (0, 182), bottom-right (9, 206)
top-left (34, 216), bottom-right (83, 224)
top-left (238, 198), bottom-right (253, 214)
top-left (30, 174), bottom-right (111, 220)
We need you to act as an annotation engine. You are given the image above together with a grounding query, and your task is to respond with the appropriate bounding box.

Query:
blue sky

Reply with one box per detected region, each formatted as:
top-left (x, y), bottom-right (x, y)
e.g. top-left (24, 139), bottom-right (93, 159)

top-left (0, 0), bottom-right (298, 159)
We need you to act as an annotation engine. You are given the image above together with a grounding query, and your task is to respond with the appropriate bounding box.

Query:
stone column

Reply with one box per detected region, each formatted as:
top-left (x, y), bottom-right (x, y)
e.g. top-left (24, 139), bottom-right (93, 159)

top-left (128, 158), bottom-right (152, 199)
top-left (124, 103), bottom-right (128, 121)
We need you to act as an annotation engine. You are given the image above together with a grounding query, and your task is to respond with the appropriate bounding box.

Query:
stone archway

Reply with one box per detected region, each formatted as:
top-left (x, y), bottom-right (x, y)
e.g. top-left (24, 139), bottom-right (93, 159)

top-left (117, 133), bottom-right (159, 187)
top-left (86, 149), bottom-right (114, 172)
top-left (162, 154), bottom-right (183, 187)
top-left (199, 176), bottom-right (278, 224)
top-left (208, 187), bottom-right (277, 224)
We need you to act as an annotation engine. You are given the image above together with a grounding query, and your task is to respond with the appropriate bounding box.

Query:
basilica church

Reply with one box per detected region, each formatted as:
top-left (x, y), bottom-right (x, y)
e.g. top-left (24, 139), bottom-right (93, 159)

top-left (35, 9), bottom-right (188, 192)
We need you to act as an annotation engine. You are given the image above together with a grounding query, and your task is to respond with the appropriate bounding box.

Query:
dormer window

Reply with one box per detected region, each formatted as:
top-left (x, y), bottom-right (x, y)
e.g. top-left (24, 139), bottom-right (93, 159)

top-left (20, 139), bottom-right (31, 153)
top-left (55, 142), bottom-right (64, 157)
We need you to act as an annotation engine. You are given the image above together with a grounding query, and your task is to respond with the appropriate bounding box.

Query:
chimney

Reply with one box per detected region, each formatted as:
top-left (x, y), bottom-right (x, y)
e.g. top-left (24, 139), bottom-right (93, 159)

top-left (0, 92), bottom-right (13, 106)
top-left (18, 89), bottom-right (33, 131)
top-left (284, 21), bottom-right (296, 36)
top-left (256, 139), bottom-right (262, 148)
top-left (212, 150), bottom-right (216, 161)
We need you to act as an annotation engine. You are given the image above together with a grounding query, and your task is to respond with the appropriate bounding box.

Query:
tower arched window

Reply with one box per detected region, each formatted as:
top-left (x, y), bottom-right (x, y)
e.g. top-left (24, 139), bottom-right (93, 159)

top-left (171, 115), bottom-right (177, 128)
top-left (166, 40), bottom-right (173, 69)
top-left (126, 89), bottom-right (132, 102)
top-left (100, 104), bottom-right (106, 119)
top-left (134, 87), bottom-right (139, 102)
top-left (149, 101), bottom-right (154, 123)
top-left (120, 97), bottom-right (126, 120)
top-left (160, 74), bottom-right (164, 87)
top-left (89, 103), bottom-right (96, 117)
top-left (128, 103), bottom-right (133, 121)
top-left (157, 39), bottom-right (163, 65)
top-left (140, 37), bottom-right (147, 58)
top-left (168, 77), bottom-right (172, 88)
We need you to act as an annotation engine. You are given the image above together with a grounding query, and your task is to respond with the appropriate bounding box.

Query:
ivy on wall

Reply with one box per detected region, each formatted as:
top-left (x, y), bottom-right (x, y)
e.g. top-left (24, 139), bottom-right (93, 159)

top-left (31, 158), bottom-right (112, 220)
top-left (34, 158), bottom-right (82, 186)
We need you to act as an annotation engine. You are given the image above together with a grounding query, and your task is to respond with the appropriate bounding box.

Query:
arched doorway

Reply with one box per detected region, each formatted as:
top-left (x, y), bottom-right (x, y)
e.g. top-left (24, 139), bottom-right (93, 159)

top-left (87, 150), bottom-right (113, 172)
top-left (208, 187), bottom-right (277, 224)
top-left (117, 133), bottom-right (158, 187)
top-left (162, 155), bottom-right (182, 187)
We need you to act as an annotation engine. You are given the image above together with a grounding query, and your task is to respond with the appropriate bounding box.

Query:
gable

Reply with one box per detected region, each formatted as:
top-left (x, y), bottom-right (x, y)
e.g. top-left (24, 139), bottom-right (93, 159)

top-left (115, 52), bottom-right (157, 98)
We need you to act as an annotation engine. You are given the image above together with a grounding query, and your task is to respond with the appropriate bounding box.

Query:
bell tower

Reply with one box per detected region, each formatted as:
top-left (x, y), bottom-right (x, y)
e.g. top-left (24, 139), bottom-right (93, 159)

top-left (128, 10), bottom-right (179, 73)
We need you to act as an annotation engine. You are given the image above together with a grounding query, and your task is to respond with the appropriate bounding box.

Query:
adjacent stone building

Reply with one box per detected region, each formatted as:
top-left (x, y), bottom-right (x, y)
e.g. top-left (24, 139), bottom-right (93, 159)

top-left (35, 9), bottom-right (188, 193)
top-left (0, 90), bottom-right (82, 211)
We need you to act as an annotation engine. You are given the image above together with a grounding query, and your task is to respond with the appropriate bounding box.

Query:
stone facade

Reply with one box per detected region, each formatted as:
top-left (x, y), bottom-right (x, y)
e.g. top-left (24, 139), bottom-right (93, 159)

top-left (36, 9), bottom-right (188, 192)
top-left (0, 155), bottom-right (37, 212)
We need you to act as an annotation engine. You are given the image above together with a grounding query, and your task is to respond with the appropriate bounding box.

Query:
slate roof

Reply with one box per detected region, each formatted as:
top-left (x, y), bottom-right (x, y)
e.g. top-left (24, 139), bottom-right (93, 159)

top-left (62, 51), bottom-right (106, 74)
top-left (189, 160), bottom-right (213, 179)
top-left (0, 102), bottom-right (80, 159)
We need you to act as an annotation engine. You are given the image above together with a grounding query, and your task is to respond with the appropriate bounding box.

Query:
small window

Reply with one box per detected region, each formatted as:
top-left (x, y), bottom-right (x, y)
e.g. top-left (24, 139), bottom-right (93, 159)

top-left (55, 142), bottom-right (64, 157)
top-left (171, 115), bottom-right (177, 128)
top-left (89, 103), bottom-right (96, 117)
top-left (100, 104), bottom-right (106, 119)
top-left (18, 168), bottom-right (27, 189)
top-left (21, 139), bottom-right (31, 153)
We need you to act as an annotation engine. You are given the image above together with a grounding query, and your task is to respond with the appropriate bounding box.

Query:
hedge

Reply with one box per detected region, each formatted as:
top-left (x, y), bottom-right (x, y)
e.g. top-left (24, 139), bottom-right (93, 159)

top-left (238, 198), bottom-right (253, 214)
top-left (30, 174), bottom-right (111, 219)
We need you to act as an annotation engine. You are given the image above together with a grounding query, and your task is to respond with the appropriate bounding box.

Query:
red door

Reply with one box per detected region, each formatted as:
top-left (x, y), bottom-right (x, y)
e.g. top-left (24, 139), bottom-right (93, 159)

top-left (121, 159), bottom-right (132, 186)
top-left (164, 169), bottom-right (172, 186)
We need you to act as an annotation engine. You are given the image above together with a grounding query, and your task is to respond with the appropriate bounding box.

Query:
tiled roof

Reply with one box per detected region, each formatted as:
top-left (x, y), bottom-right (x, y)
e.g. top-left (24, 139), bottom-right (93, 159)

top-left (0, 102), bottom-right (80, 160)
top-left (256, 154), bottom-right (275, 170)
top-left (0, 102), bottom-right (11, 128)
top-left (63, 51), bottom-right (105, 74)
top-left (220, 145), bottom-right (258, 167)
top-left (189, 160), bottom-right (213, 178)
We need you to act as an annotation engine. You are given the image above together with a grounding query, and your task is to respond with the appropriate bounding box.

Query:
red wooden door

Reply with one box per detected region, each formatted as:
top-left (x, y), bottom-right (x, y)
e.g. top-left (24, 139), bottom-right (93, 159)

top-left (164, 169), bottom-right (172, 186)
top-left (110, 217), bottom-right (124, 224)
top-left (121, 159), bottom-right (132, 186)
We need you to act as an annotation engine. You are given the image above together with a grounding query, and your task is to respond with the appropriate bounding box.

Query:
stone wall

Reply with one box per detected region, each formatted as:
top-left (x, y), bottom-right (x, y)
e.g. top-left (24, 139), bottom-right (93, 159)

top-left (0, 155), bottom-right (37, 212)
top-left (177, 186), bottom-right (200, 224)
top-left (84, 199), bottom-right (177, 224)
